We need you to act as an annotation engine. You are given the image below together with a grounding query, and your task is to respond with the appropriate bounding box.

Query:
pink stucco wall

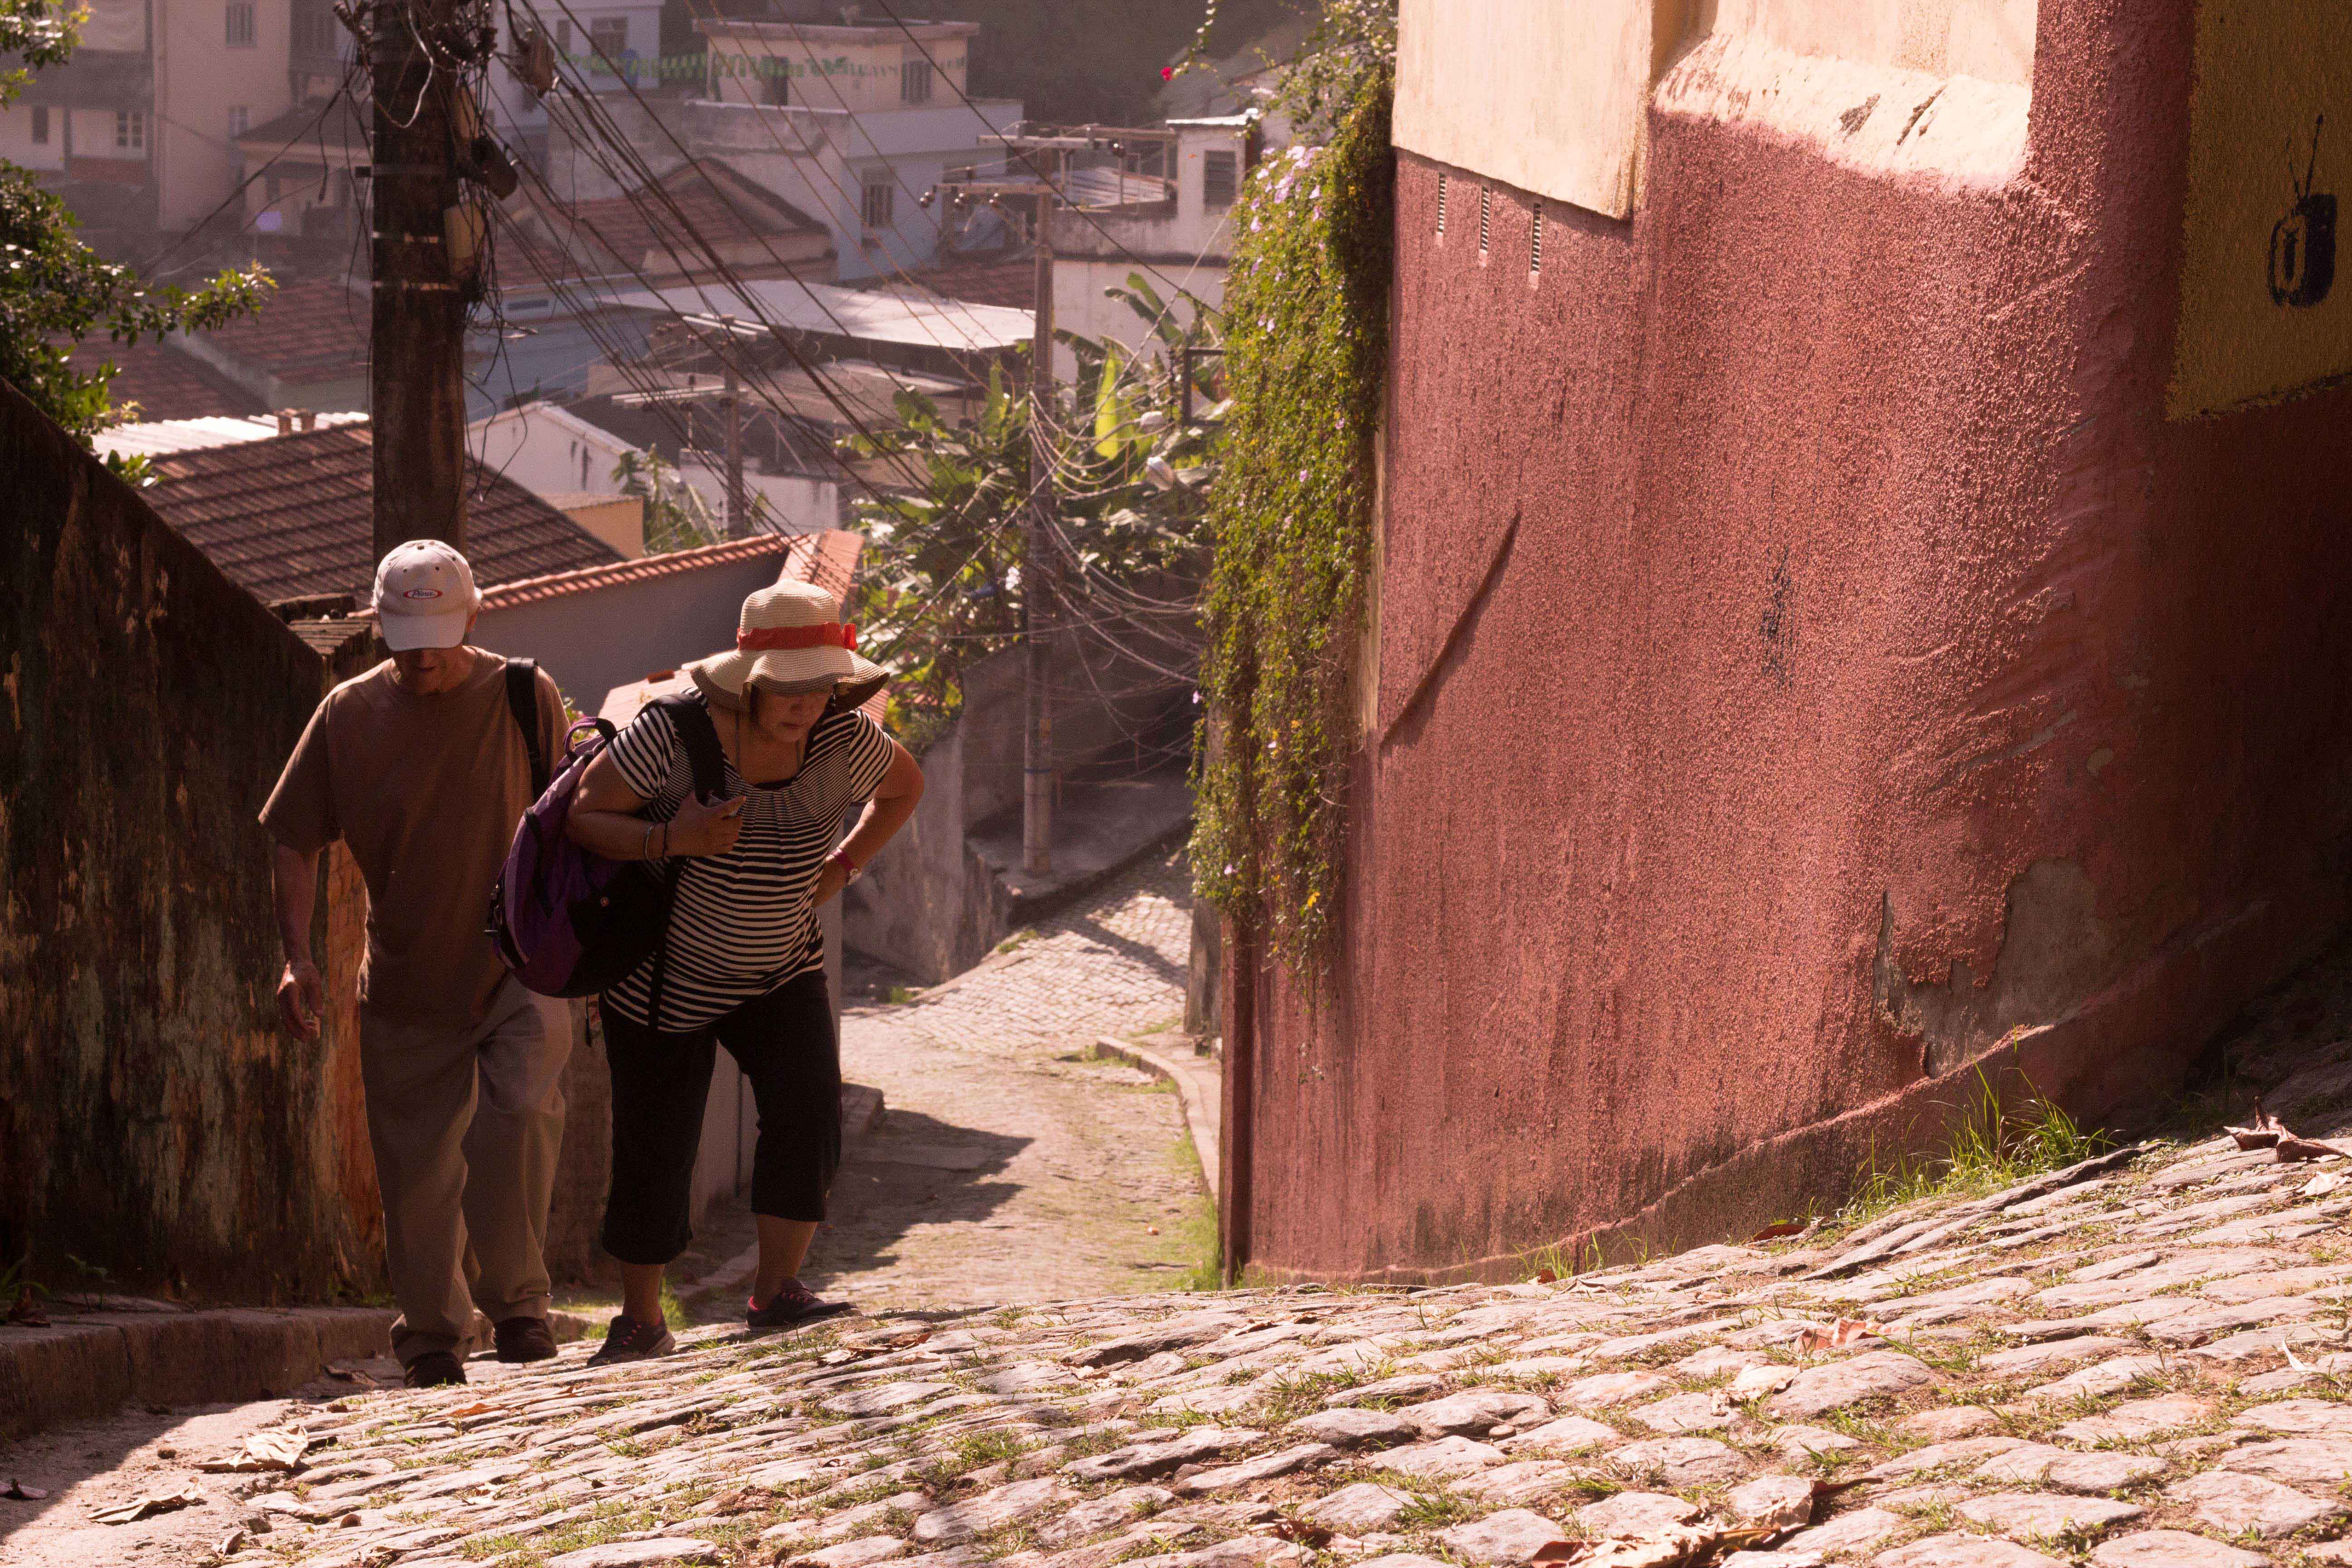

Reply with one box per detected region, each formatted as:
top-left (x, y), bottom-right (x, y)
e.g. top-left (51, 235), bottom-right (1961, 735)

top-left (1229, 0), bottom-right (2352, 1279)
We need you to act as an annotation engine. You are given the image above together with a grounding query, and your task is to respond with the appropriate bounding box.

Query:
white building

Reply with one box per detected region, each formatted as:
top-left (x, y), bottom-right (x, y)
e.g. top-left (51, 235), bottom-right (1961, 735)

top-left (1050, 117), bottom-right (1252, 370)
top-left (469, 397), bottom-right (839, 539)
top-left (545, 15), bottom-right (1019, 284)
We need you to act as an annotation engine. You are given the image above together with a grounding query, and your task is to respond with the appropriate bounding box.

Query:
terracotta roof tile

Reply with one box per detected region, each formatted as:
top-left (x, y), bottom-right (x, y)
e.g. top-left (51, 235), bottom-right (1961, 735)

top-left (61, 337), bottom-right (269, 421)
top-left (887, 248), bottom-right (1040, 310)
top-left (478, 532), bottom-right (812, 610)
top-left (196, 275), bottom-right (372, 385)
top-left (146, 422), bottom-right (623, 603)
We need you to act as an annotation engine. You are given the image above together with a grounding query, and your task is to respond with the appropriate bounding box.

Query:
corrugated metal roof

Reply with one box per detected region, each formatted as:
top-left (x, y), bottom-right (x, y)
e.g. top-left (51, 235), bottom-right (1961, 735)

top-left (95, 412), bottom-right (365, 460)
top-left (146, 423), bottom-right (624, 603)
top-left (609, 276), bottom-right (1035, 353)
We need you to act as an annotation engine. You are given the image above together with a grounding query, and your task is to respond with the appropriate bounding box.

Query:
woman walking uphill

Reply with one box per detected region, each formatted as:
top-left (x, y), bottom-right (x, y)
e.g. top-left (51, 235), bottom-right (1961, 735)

top-left (564, 578), bottom-right (923, 1362)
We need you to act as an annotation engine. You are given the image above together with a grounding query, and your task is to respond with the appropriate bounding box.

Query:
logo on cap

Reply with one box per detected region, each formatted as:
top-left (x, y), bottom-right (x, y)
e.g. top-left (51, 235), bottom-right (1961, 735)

top-left (402, 588), bottom-right (444, 600)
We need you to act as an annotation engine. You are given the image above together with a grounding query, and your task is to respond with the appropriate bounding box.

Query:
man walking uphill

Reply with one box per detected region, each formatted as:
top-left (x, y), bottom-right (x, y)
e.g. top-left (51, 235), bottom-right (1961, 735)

top-left (262, 540), bottom-right (571, 1388)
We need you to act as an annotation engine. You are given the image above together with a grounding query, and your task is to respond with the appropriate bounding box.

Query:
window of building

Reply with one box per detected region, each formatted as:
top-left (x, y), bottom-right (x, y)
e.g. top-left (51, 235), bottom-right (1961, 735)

top-left (554, 18), bottom-right (571, 52)
top-left (763, 63), bottom-right (790, 106)
top-left (900, 54), bottom-right (932, 104)
top-left (265, 171), bottom-right (281, 202)
top-left (116, 110), bottom-right (145, 151)
top-left (861, 176), bottom-right (893, 230)
top-left (291, 0), bottom-right (334, 53)
top-left (226, 1), bottom-right (255, 47)
top-left (1201, 149), bottom-right (1238, 209)
top-left (588, 16), bottom-right (627, 70)
top-left (228, 105), bottom-right (249, 138)
top-left (30, 105), bottom-right (47, 145)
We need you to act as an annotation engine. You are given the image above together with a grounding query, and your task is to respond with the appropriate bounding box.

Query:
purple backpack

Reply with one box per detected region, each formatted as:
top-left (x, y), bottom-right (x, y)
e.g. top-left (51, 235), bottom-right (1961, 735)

top-left (487, 691), bottom-right (725, 1009)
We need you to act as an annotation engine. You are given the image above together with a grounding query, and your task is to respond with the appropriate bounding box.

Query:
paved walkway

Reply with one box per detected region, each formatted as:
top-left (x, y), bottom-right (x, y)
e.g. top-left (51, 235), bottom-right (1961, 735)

top-left (44, 1117), bottom-right (2352, 1568)
top-left (870, 850), bottom-right (1196, 1057)
top-left (0, 847), bottom-right (1212, 1568)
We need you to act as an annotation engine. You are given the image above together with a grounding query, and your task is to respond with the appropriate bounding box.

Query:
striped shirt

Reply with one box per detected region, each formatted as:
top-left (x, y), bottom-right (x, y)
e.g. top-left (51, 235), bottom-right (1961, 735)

top-left (602, 694), bottom-right (893, 1029)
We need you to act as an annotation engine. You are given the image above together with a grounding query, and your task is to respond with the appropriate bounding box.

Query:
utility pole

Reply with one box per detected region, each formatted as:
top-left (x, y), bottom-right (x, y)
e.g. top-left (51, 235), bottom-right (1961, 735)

top-left (926, 126), bottom-right (1178, 876)
top-left (369, 0), bottom-right (470, 564)
top-left (721, 315), bottom-right (748, 539)
top-left (1024, 194), bottom-right (1056, 876)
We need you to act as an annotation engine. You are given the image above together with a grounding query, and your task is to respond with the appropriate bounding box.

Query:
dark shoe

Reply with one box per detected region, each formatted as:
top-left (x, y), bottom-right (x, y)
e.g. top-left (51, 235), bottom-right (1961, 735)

top-left (747, 1280), bottom-right (851, 1330)
top-left (404, 1351), bottom-right (468, 1388)
top-left (494, 1315), bottom-right (559, 1363)
top-left (588, 1313), bottom-right (675, 1366)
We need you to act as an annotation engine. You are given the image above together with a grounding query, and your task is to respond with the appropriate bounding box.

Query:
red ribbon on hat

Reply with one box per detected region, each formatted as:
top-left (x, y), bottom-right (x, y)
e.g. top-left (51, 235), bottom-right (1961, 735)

top-left (738, 622), bottom-right (858, 653)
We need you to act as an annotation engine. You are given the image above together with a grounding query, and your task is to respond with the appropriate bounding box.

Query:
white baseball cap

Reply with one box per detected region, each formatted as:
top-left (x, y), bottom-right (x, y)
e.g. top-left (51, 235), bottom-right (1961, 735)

top-left (373, 539), bottom-right (480, 651)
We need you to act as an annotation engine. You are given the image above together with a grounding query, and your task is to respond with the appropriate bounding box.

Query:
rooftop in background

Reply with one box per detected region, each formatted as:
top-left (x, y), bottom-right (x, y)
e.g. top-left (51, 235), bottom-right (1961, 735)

top-left (610, 276), bottom-right (1035, 354)
top-left (144, 422), bottom-right (624, 605)
top-left (94, 411), bottom-right (367, 461)
top-left (54, 337), bottom-right (268, 422)
top-left (508, 163), bottom-right (834, 291)
top-left (870, 247), bottom-right (1039, 311)
top-left (235, 96), bottom-right (366, 162)
top-left (187, 276), bottom-right (372, 385)
top-left (475, 529), bottom-right (860, 613)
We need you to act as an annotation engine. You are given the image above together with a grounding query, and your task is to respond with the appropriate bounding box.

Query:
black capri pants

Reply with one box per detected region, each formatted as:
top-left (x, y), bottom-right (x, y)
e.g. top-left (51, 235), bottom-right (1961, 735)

top-left (597, 968), bottom-right (840, 1266)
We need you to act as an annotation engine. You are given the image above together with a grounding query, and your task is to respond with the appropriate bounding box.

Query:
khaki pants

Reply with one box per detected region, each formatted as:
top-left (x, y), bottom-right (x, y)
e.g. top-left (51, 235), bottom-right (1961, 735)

top-left (360, 975), bottom-right (572, 1366)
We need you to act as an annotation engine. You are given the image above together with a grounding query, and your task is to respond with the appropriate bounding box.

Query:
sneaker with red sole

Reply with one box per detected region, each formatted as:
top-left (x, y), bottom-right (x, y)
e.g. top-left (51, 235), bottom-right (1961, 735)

top-left (747, 1280), bottom-right (850, 1329)
top-left (588, 1313), bottom-right (676, 1366)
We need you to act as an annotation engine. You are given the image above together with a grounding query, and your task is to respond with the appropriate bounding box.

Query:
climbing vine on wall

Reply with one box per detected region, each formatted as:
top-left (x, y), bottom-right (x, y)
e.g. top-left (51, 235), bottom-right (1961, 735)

top-left (1190, 0), bottom-right (1395, 971)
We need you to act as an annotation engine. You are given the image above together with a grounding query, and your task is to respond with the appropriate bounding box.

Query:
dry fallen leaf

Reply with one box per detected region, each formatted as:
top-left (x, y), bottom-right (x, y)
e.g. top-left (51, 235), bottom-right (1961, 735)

top-left (2306, 1172), bottom-right (2346, 1197)
top-left (1795, 1318), bottom-right (1887, 1355)
top-left (445, 1401), bottom-right (498, 1421)
top-left (90, 1483), bottom-right (205, 1524)
top-left (706, 1486), bottom-right (764, 1515)
top-left (1750, 1221), bottom-right (1810, 1242)
top-left (1533, 1269), bottom-right (1560, 1285)
top-left (3, 1479), bottom-right (48, 1501)
top-left (1253, 1518), bottom-right (1333, 1548)
top-left (199, 1428), bottom-right (313, 1474)
top-left (2278, 1134), bottom-right (2348, 1163)
top-left (2230, 1099), bottom-right (2289, 1149)
top-left (6, 1289), bottom-right (48, 1328)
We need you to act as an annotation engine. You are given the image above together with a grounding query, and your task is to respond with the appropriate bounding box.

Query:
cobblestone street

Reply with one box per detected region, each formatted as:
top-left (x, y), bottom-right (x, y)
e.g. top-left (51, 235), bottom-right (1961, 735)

top-left (26, 873), bottom-right (2352, 1568)
top-left (40, 1082), bottom-right (2352, 1568)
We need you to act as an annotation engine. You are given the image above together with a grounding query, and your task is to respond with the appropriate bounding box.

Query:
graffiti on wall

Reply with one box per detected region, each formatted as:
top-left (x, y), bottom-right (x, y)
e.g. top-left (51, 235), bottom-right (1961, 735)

top-left (2171, 0), bottom-right (2352, 417)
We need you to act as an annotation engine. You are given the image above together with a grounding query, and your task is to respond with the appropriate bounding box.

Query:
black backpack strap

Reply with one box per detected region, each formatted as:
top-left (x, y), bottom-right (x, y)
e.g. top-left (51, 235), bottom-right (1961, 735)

top-left (639, 693), bottom-right (727, 1032)
top-left (503, 657), bottom-right (549, 798)
top-left (650, 693), bottom-right (728, 801)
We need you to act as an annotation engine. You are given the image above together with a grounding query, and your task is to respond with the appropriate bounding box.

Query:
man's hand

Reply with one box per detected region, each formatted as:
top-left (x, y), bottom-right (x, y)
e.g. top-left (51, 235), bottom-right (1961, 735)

top-left (665, 792), bottom-right (746, 858)
top-left (278, 959), bottom-right (323, 1040)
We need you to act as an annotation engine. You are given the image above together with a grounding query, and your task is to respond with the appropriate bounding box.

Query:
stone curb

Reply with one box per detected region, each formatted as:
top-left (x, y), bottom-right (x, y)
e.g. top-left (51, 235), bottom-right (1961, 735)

top-left (1094, 1035), bottom-right (1222, 1205)
top-left (0, 1304), bottom-right (394, 1441)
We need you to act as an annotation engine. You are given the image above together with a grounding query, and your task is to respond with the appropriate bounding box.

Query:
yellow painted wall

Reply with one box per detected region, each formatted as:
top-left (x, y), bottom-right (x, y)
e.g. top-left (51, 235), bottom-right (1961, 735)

top-left (2170, 0), bottom-right (2352, 418)
top-left (1396, 0), bottom-right (2034, 220)
top-left (1705, 0), bottom-right (2034, 84)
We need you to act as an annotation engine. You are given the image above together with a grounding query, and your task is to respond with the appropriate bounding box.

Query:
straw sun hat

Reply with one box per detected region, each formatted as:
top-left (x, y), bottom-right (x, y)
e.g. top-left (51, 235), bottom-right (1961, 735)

top-left (684, 578), bottom-right (888, 714)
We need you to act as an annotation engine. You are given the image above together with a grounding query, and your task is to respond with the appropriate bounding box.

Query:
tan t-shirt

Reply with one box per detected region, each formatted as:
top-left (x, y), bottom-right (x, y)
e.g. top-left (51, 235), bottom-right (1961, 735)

top-left (261, 652), bottom-right (567, 1027)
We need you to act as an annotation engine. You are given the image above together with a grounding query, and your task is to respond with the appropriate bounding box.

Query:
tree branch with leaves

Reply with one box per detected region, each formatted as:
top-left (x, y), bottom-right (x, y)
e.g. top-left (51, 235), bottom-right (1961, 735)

top-left (0, 0), bottom-right (271, 444)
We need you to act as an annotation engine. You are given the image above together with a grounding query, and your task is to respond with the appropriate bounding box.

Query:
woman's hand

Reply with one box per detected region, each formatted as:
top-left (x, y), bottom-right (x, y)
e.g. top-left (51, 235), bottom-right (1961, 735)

top-left (813, 856), bottom-right (854, 905)
top-left (666, 792), bottom-right (747, 857)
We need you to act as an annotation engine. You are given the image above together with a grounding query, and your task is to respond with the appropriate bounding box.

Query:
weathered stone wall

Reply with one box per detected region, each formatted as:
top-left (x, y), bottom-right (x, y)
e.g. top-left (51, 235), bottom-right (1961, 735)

top-left (0, 380), bottom-right (379, 1300)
